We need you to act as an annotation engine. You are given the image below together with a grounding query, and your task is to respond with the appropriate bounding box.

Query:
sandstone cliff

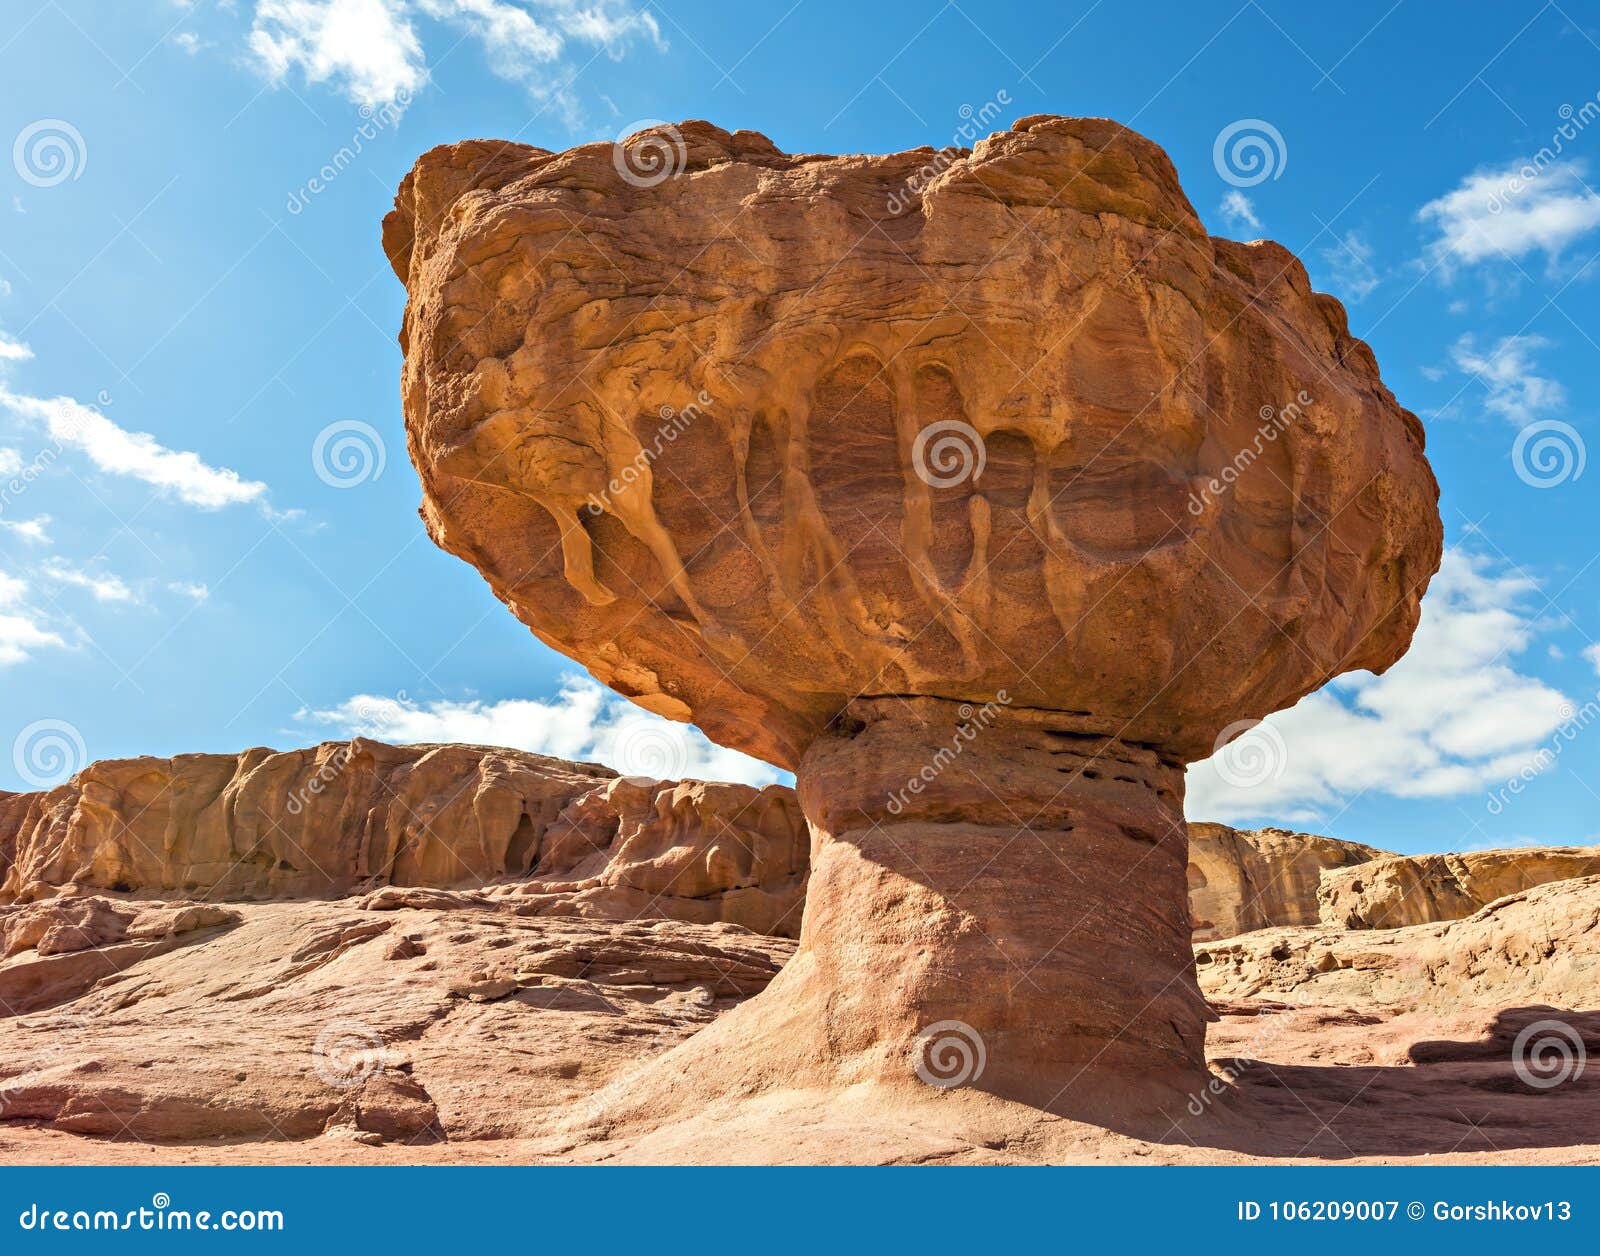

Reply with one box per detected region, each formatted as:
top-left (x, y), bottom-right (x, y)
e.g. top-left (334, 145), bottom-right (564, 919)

top-left (1187, 822), bottom-right (1387, 940)
top-left (1317, 845), bottom-right (1600, 929)
top-left (0, 740), bottom-right (807, 937)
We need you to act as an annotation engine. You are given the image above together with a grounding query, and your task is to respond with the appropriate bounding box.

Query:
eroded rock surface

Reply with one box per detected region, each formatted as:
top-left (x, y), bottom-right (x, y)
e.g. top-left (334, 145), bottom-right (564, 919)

top-left (2, 876), bottom-right (1595, 1164)
top-left (1197, 874), bottom-right (1600, 1010)
top-left (0, 741), bottom-right (806, 937)
top-left (0, 895), bottom-right (791, 1143)
top-left (388, 115), bottom-right (1443, 1122)
top-left (1318, 845), bottom-right (1600, 930)
top-left (387, 116), bottom-right (1441, 769)
top-left (1188, 823), bottom-right (1388, 941)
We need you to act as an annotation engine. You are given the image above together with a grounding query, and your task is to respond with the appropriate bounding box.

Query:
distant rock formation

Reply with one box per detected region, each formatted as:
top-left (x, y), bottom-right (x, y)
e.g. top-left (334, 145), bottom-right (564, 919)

top-left (1187, 822), bottom-right (1388, 940)
top-left (1318, 845), bottom-right (1600, 929)
top-left (0, 740), bottom-right (806, 937)
top-left (1197, 873), bottom-right (1600, 1012)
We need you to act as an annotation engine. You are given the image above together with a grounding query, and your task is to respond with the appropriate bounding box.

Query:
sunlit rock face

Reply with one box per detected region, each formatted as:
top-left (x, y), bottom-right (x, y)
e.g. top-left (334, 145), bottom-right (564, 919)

top-left (385, 115), bottom-right (1440, 771)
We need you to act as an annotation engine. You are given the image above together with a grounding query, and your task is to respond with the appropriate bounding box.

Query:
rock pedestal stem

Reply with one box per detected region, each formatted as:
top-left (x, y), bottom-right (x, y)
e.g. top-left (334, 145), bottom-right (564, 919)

top-left (764, 697), bottom-right (1210, 1117)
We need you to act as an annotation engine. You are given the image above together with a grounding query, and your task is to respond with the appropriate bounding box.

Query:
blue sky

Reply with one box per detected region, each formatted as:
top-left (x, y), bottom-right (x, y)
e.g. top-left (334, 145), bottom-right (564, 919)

top-left (1, 0), bottom-right (1598, 857)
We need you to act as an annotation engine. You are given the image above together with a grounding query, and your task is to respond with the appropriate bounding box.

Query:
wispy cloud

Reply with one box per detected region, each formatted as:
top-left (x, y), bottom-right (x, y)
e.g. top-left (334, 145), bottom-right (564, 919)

top-left (1449, 333), bottom-right (1565, 424)
top-left (298, 675), bottom-right (783, 787)
top-left (0, 515), bottom-right (50, 544)
top-left (247, 0), bottom-right (664, 115)
top-left (43, 559), bottom-right (136, 604)
top-left (1319, 230), bottom-right (1379, 302)
top-left (0, 570), bottom-right (65, 666)
top-left (0, 333), bottom-right (31, 363)
top-left (1218, 189), bottom-right (1261, 233)
top-left (1419, 158), bottom-right (1600, 272)
top-left (0, 388), bottom-right (269, 510)
top-left (1187, 548), bottom-right (1574, 824)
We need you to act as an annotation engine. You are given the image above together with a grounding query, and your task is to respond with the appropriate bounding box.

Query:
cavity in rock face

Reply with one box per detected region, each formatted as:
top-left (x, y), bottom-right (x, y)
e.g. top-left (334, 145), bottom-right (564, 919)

top-left (387, 116), bottom-right (1443, 1130)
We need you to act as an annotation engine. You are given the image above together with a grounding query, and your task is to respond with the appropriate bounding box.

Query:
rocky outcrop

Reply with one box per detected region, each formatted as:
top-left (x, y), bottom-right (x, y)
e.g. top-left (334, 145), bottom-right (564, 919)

top-left (1187, 823), bottom-right (1388, 940)
top-left (1197, 874), bottom-right (1600, 1011)
top-left (3, 877), bottom-right (1597, 1163)
top-left (0, 741), bottom-right (807, 937)
top-left (1317, 845), bottom-right (1600, 929)
top-left (0, 895), bottom-right (792, 1144)
top-left (389, 115), bottom-right (1443, 1121)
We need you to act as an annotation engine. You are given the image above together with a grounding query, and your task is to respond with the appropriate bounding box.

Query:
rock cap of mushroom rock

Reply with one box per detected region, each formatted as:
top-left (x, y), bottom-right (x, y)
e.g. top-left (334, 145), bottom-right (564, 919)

top-left (388, 116), bottom-right (1442, 770)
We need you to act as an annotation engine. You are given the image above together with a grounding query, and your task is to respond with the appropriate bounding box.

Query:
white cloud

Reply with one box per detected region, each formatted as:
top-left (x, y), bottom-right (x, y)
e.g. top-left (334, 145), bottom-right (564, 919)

top-left (1320, 230), bottom-right (1379, 302)
top-left (0, 515), bottom-right (50, 544)
top-left (1419, 158), bottom-right (1600, 271)
top-left (1585, 642), bottom-right (1600, 675)
top-left (43, 559), bottom-right (135, 603)
top-left (250, 0), bottom-right (427, 108)
top-left (0, 332), bottom-right (31, 362)
top-left (298, 675), bottom-right (783, 787)
top-left (172, 31), bottom-right (205, 55)
top-left (1219, 189), bottom-right (1261, 233)
top-left (1449, 334), bottom-right (1565, 424)
top-left (0, 388), bottom-right (268, 510)
top-left (0, 570), bottom-right (65, 665)
top-left (1186, 548), bottom-right (1574, 824)
top-left (0, 448), bottom-right (20, 476)
top-left (167, 580), bottom-right (210, 601)
top-left (248, 0), bottom-right (663, 112)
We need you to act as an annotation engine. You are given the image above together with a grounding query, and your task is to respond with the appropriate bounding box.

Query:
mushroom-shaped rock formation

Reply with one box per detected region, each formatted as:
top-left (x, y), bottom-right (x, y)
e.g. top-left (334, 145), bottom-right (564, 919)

top-left (386, 117), bottom-right (1442, 1129)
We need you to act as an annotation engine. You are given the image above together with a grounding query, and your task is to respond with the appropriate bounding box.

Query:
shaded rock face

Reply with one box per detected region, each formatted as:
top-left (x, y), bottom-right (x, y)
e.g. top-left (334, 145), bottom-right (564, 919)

top-left (1318, 846), bottom-right (1600, 930)
top-left (0, 741), bottom-right (807, 938)
top-left (389, 116), bottom-right (1442, 1120)
top-left (1187, 823), bottom-right (1388, 941)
